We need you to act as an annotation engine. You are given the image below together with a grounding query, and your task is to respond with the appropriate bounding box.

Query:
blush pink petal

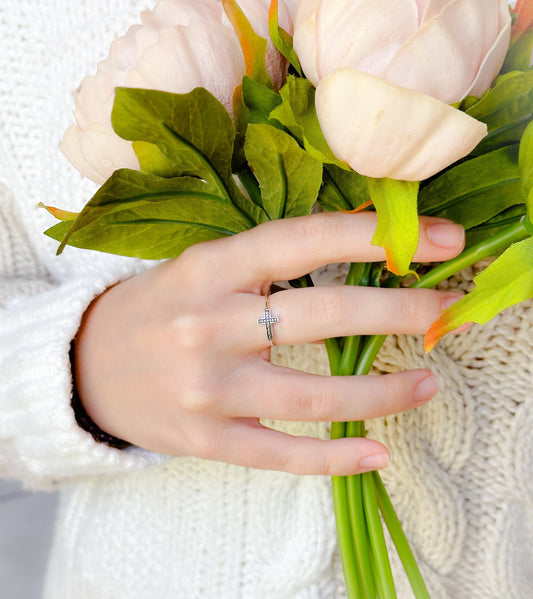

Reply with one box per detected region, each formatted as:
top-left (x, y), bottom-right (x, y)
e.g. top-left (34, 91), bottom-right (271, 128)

top-left (124, 23), bottom-right (244, 114)
top-left (466, 0), bottom-right (512, 98)
top-left (292, 0), bottom-right (322, 85)
top-left (383, 0), bottom-right (503, 104)
top-left (148, 0), bottom-right (221, 27)
top-left (60, 125), bottom-right (139, 185)
top-left (315, 0), bottom-right (419, 81)
top-left (421, 0), bottom-right (458, 23)
top-left (315, 68), bottom-right (487, 181)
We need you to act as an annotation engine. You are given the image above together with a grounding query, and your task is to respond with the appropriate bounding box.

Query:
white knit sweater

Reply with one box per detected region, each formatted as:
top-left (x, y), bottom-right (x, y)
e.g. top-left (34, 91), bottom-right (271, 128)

top-left (0, 1), bottom-right (531, 598)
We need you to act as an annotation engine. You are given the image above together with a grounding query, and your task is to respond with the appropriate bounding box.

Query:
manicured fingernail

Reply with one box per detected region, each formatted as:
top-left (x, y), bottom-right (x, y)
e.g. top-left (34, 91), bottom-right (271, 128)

top-left (414, 374), bottom-right (438, 405)
top-left (427, 222), bottom-right (464, 249)
top-left (441, 293), bottom-right (463, 310)
top-left (359, 453), bottom-right (389, 471)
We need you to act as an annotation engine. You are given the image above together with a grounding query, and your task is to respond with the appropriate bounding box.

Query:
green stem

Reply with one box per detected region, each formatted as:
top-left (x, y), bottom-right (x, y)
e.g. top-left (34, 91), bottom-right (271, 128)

top-left (412, 219), bottom-right (530, 290)
top-left (344, 219), bottom-right (531, 598)
top-left (373, 471), bottom-right (430, 599)
top-left (362, 471), bottom-right (397, 599)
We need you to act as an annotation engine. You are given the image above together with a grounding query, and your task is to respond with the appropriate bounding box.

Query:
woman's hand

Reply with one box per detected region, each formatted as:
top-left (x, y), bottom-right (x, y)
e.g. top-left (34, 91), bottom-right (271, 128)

top-left (74, 212), bottom-right (465, 475)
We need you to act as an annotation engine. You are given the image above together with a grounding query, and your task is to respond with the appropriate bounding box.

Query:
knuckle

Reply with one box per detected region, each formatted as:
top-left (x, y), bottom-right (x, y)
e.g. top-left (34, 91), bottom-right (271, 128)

top-left (310, 291), bottom-right (344, 327)
top-left (398, 293), bottom-right (419, 325)
top-left (306, 384), bottom-right (335, 421)
top-left (300, 214), bottom-right (338, 248)
top-left (380, 374), bottom-right (400, 414)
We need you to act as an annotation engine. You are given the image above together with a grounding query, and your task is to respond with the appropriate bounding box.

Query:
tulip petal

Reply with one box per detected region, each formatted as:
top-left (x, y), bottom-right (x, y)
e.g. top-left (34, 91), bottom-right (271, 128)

top-left (292, 0), bottom-right (322, 85)
top-left (60, 125), bottom-right (139, 185)
top-left (466, 1), bottom-right (512, 99)
top-left (315, 68), bottom-right (487, 181)
top-left (314, 0), bottom-right (418, 81)
top-left (421, 0), bottom-right (457, 23)
top-left (384, 0), bottom-right (503, 104)
top-left (125, 23), bottom-right (244, 115)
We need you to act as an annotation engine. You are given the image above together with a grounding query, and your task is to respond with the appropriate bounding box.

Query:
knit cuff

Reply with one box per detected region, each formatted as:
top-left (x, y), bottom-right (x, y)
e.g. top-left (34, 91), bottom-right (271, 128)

top-left (0, 270), bottom-right (166, 490)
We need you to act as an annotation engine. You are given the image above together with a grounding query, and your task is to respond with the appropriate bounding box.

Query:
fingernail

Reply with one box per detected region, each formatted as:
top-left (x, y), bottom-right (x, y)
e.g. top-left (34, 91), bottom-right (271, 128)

top-left (414, 374), bottom-right (438, 405)
top-left (427, 222), bottom-right (465, 249)
top-left (441, 293), bottom-right (463, 310)
top-left (359, 453), bottom-right (389, 472)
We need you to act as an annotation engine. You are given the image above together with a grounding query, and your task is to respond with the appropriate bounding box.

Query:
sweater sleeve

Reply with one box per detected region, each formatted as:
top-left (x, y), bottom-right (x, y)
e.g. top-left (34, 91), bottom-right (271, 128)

top-left (0, 185), bottom-right (166, 491)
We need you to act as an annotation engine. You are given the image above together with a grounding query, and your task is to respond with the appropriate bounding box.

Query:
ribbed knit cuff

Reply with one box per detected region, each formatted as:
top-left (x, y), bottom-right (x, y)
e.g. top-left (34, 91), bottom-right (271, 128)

top-left (0, 270), bottom-right (166, 490)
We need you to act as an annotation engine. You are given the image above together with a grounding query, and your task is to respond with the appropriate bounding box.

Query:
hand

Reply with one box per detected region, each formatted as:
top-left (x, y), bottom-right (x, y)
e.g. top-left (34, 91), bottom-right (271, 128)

top-left (74, 212), bottom-right (465, 475)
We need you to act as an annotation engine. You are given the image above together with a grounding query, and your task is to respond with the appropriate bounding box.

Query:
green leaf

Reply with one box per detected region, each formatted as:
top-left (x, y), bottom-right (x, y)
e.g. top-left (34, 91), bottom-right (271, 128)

top-left (367, 178), bottom-right (419, 276)
top-left (466, 70), bottom-right (533, 155)
top-left (519, 119), bottom-right (533, 203)
top-left (419, 145), bottom-right (523, 229)
top-left (267, 0), bottom-right (302, 76)
top-left (318, 165), bottom-right (371, 212)
top-left (424, 236), bottom-right (533, 350)
top-left (270, 76), bottom-right (347, 167)
top-left (113, 87), bottom-right (234, 194)
top-left (48, 169), bottom-right (252, 259)
top-left (502, 30), bottom-right (533, 73)
top-left (241, 76), bottom-right (283, 127)
top-left (244, 124), bottom-right (322, 220)
top-left (465, 204), bottom-right (527, 249)
top-left (133, 141), bottom-right (178, 177)
top-left (112, 87), bottom-right (265, 226)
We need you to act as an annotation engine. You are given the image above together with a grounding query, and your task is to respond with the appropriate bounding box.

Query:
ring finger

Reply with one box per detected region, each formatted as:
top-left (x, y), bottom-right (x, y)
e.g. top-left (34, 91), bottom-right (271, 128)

top-left (237, 285), bottom-right (462, 351)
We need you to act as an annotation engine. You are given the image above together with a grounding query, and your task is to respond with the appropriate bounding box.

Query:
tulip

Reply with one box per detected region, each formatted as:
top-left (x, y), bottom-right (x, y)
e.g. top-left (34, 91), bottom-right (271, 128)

top-left (294, 0), bottom-right (512, 181)
top-left (61, 0), bottom-right (292, 184)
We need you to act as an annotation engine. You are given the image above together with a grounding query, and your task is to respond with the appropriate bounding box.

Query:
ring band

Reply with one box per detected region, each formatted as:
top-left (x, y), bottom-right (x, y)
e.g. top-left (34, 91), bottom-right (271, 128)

top-left (257, 294), bottom-right (279, 343)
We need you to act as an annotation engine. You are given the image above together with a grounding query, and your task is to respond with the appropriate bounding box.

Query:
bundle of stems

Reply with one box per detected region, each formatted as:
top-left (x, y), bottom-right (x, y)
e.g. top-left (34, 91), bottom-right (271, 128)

top-left (319, 218), bottom-right (530, 599)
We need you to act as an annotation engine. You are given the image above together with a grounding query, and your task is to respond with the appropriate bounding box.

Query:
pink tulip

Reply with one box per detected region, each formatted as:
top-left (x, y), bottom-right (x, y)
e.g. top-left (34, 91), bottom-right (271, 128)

top-left (61, 0), bottom-right (292, 184)
top-left (294, 0), bottom-right (512, 181)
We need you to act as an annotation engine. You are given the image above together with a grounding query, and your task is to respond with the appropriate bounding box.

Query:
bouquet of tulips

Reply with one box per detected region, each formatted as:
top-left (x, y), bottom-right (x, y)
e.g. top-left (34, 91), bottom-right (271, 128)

top-left (44, 0), bottom-right (533, 597)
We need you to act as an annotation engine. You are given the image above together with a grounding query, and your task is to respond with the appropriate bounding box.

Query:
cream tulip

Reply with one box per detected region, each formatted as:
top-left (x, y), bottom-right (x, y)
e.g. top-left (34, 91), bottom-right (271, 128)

top-left (61, 0), bottom-right (292, 184)
top-left (294, 0), bottom-right (512, 180)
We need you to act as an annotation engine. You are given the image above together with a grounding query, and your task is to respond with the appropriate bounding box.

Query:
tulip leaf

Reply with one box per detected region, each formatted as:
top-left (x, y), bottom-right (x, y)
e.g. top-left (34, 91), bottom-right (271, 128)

top-left (502, 30), bottom-right (533, 73)
top-left (112, 87), bottom-right (234, 191)
top-left (318, 164), bottom-right (371, 213)
top-left (519, 119), bottom-right (533, 206)
top-left (241, 76), bottom-right (283, 127)
top-left (465, 204), bottom-right (527, 249)
top-left (268, 0), bottom-right (302, 76)
top-left (133, 141), bottom-right (179, 178)
top-left (424, 236), bottom-right (533, 351)
top-left (368, 178), bottom-right (419, 276)
top-left (47, 169), bottom-right (253, 259)
top-left (270, 76), bottom-right (347, 168)
top-left (466, 70), bottom-right (533, 155)
top-left (244, 124), bottom-right (322, 220)
top-left (419, 145), bottom-right (523, 229)
top-left (112, 87), bottom-right (265, 225)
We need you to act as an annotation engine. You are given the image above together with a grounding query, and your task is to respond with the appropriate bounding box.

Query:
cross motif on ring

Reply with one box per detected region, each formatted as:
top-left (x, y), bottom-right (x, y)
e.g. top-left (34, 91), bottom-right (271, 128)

top-left (257, 307), bottom-right (279, 342)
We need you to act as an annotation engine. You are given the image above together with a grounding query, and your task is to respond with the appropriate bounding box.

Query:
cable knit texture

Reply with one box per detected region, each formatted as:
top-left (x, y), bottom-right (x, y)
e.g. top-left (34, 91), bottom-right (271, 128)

top-left (0, 1), bottom-right (531, 598)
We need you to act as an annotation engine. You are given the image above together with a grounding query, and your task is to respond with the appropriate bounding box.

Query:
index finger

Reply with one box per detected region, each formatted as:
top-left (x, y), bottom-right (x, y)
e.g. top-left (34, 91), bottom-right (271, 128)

top-left (218, 212), bottom-right (465, 289)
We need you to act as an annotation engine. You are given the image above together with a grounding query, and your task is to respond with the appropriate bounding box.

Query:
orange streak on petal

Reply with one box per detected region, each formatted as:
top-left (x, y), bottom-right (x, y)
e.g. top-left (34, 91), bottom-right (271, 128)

top-left (269, 0), bottom-right (278, 25)
top-left (222, 0), bottom-right (253, 75)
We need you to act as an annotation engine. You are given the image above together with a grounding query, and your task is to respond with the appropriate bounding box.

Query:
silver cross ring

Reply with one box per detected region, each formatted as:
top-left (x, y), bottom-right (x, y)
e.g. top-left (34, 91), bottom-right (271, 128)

top-left (257, 295), bottom-right (279, 343)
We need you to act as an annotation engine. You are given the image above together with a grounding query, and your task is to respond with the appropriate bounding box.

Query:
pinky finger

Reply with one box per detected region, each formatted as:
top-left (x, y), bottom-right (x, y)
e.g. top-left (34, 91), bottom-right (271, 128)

top-left (216, 420), bottom-right (390, 476)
